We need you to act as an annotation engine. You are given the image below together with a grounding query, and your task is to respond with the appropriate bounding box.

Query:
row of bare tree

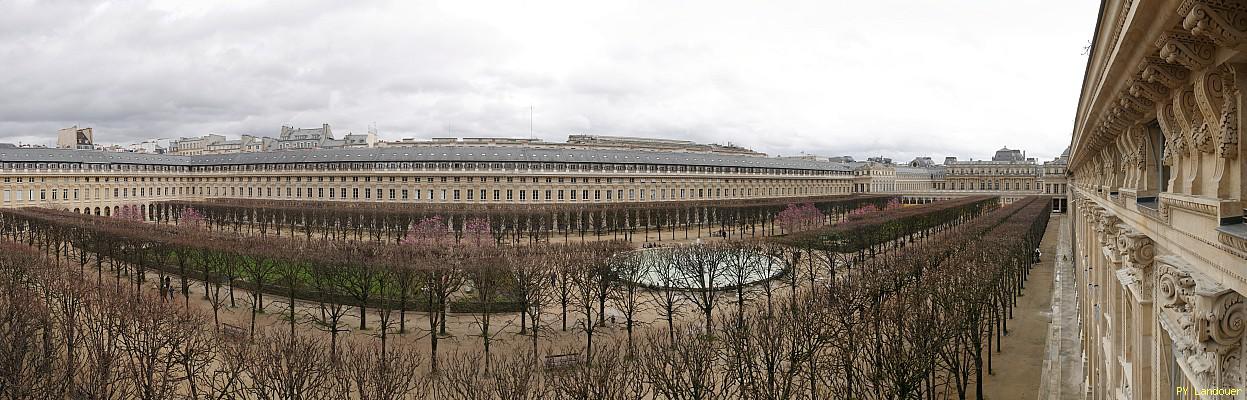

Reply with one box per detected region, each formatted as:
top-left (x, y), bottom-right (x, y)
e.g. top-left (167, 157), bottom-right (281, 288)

top-left (0, 195), bottom-right (1049, 399)
top-left (150, 195), bottom-right (899, 244)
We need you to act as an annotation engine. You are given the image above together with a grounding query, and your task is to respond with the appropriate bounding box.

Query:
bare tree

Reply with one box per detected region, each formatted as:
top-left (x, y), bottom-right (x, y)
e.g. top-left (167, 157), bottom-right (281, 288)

top-left (610, 250), bottom-right (649, 354)
top-left (465, 246), bottom-right (512, 371)
top-left (338, 340), bottom-right (427, 400)
top-left (417, 246), bottom-right (465, 373)
top-left (244, 331), bottom-right (339, 400)
top-left (643, 246), bottom-right (684, 341)
top-left (673, 243), bottom-right (730, 335)
top-left (638, 325), bottom-right (736, 400)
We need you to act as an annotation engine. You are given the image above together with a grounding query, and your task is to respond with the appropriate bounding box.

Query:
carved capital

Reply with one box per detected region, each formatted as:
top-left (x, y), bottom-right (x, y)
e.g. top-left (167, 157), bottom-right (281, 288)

top-left (1119, 229), bottom-right (1155, 269)
top-left (1159, 261), bottom-right (1198, 312)
top-left (1199, 290), bottom-right (1247, 349)
top-left (1181, 0), bottom-right (1247, 47)
top-left (1157, 31), bottom-right (1218, 70)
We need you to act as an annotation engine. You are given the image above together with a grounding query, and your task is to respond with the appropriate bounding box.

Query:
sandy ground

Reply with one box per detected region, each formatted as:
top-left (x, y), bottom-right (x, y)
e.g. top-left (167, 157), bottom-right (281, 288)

top-left (976, 214), bottom-right (1064, 399)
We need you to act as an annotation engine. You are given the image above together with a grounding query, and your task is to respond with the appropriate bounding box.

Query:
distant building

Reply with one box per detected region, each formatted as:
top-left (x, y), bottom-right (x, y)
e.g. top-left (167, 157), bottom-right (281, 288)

top-left (565, 134), bottom-right (763, 155)
top-left (942, 146), bottom-right (1067, 209)
top-left (57, 126), bottom-right (94, 150)
top-left (991, 146), bottom-right (1027, 162)
top-left (866, 156), bottom-right (893, 164)
top-left (169, 134), bottom-right (226, 156)
top-left (0, 143), bottom-right (15, 149)
top-left (909, 157), bottom-right (935, 168)
top-left (126, 139), bottom-right (171, 154)
top-left (333, 131), bottom-right (378, 149)
top-left (381, 134), bottom-right (760, 155)
top-left (275, 124), bottom-right (334, 150)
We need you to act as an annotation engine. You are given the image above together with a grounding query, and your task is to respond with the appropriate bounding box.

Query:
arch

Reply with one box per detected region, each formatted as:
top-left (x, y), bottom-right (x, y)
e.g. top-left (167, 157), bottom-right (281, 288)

top-left (93, 207), bottom-right (101, 216)
top-left (73, 208), bottom-right (80, 214)
top-left (104, 207), bottom-right (111, 217)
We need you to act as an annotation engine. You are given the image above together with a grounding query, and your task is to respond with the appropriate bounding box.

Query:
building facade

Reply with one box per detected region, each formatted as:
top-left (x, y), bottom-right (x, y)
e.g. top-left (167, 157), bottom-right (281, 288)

top-left (169, 134), bottom-right (225, 156)
top-left (841, 147), bottom-right (1068, 209)
top-left (57, 126), bottom-right (94, 150)
top-left (1071, 0), bottom-right (1247, 398)
top-left (0, 145), bottom-right (857, 217)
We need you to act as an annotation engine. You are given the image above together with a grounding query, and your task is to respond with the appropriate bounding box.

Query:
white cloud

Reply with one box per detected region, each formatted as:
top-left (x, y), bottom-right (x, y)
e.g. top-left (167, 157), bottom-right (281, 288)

top-left (0, 0), bottom-right (1096, 161)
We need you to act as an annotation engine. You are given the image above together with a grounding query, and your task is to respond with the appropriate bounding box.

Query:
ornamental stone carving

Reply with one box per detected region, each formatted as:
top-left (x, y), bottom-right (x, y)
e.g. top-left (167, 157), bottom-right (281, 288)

top-left (1143, 57), bottom-right (1192, 89)
top-left (1131, 79), bottom-right (1172, 105)
top-left (1159, 261), bottom-right (1197, 312)
top-left (1117, 226), bottom-right (1156, 299)
top-left (1156, 30), bottom-right (1217, 70)
top-left (1120, 92), bottom-right (1155, 113)
top-left (1201, 291), bottom-right (1247, 348)
top-left (1181, 0), bottom-right (1247, 47)
top-left (1218, 67), bottom-right (1241, 158)
top-left (1156, 255), bottom-right (1247, 390)
top-left (1095, 208), bottom-right (1122, 253)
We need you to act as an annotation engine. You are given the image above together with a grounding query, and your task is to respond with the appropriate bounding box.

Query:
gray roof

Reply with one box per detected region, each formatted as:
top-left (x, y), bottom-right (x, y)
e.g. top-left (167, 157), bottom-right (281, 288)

top-left (0, 146), bottom-right (856, 172)
top-left (894, 166), bottom-right (944, 174)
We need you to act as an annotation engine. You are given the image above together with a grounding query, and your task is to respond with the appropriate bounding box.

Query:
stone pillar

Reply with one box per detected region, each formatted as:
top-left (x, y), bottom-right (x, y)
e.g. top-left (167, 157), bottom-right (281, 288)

top-left (1115, 225), bottom-right (1155, 399)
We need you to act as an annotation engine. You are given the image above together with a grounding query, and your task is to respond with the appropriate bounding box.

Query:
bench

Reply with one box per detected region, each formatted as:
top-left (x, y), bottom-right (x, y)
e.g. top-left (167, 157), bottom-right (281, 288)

top-left (543, 353), bottom-right (580, 370)
top-left (220, 323), bottom-right (248, 340)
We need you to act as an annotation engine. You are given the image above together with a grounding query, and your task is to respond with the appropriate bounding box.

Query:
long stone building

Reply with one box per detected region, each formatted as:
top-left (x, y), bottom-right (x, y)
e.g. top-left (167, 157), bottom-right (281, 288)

top-left (0, 135), bottom-right (1076, 218)
top-left (0, 145), bottom-right (857, 217)
top-left (1071, 0), bottom-right (1247, 398)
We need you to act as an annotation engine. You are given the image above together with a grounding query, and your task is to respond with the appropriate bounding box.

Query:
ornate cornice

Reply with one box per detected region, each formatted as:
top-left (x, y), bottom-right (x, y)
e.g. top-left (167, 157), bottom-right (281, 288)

top-left (1162, 194), bottom-right (1221, 218)
top-left (1220, 230), bottom-right (1247, 253)
top-left (1120, 92), bottom-right (1155, 112)
top-left (1157, 31), bottom-right (1218, 70)
top-left (1143, 58), bottom-right (1193, 89)
top-left (1181, 0), bottom-right (1247, 47)
top-left (1131, 79), bottom-right (1173, 104)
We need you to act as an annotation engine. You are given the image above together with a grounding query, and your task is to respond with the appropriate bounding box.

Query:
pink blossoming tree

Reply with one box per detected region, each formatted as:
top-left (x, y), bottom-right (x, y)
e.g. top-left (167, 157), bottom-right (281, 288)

top-left (402, 215), bottom-right (449, 246)
top-left (776, 202), bottom-right (825, 233)
top-left (463, 217), bottom-right (492, 246)
top-left (178, 206), bottom-right (205, 227)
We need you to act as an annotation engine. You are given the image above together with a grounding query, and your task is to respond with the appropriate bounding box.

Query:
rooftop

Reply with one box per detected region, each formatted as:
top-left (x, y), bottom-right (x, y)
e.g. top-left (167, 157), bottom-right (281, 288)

top-left (0, 146), bottom-right (856, 172)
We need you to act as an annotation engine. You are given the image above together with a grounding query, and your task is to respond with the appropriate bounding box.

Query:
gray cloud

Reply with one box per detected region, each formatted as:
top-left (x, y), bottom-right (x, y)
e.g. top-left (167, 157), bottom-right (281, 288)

top-left (0, 0), bottom-right (1096, 161)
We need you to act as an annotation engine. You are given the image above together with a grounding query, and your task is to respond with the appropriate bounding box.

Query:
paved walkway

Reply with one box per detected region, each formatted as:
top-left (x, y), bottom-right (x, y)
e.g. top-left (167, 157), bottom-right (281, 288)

top-left (1039, 215), bottom-right (1084, 399)
top-left (979, 215), bottom-right (1061, 399)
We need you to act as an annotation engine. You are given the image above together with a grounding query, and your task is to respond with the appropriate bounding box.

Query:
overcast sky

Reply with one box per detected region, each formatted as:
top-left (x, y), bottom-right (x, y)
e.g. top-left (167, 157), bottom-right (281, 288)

top-left (0, 0), bottom-right (1097, 161)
